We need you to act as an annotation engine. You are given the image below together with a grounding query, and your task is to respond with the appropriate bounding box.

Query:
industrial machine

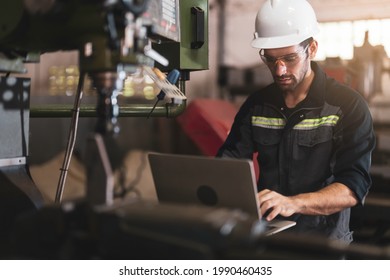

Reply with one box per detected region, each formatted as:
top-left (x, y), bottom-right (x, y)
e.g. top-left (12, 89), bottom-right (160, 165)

top-left (0, 0), bottom-right (208, 205)
top-left (0, 0), bottom-right (213, 257)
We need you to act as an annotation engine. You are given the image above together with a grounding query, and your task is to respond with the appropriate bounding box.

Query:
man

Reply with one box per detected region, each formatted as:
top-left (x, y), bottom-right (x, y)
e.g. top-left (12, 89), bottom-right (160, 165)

top-left (217, 0), bottom-right (376, 243)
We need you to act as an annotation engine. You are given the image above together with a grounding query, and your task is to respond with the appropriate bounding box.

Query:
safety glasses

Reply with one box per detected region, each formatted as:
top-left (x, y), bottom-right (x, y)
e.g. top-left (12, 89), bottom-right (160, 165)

top-left (259, 44), bottom-right (310, 67)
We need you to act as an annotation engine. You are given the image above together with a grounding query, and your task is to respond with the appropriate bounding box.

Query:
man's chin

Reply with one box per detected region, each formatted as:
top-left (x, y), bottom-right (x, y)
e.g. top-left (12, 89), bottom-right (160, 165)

top-left (276, 83), bottom-right (294, 91)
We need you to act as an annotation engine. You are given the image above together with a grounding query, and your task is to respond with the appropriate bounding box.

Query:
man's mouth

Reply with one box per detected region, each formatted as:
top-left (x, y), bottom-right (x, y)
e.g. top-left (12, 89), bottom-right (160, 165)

top-left (276, 76), bottom-right (292, 84)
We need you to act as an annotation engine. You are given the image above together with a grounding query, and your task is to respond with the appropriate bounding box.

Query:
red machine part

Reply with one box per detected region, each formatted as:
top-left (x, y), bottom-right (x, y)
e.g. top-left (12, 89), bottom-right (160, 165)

top-left (177, 98), bottom-right (259, 179)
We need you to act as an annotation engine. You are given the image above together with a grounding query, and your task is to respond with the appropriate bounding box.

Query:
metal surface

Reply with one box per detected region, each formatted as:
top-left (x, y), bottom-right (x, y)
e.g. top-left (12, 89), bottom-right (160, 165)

top-left (86, 134), bottom-right (115, 206)
top-left (0, 157), bottom-right (26, 168)
top-left (0, 77), bottom-right (43, 209)
top-left (30, 101), bottom-right (186, 118)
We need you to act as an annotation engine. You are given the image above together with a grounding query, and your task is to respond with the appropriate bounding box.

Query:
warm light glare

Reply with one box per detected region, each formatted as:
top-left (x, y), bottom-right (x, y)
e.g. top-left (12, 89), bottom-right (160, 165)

top-left (316, 19), bottom-right (390, 61)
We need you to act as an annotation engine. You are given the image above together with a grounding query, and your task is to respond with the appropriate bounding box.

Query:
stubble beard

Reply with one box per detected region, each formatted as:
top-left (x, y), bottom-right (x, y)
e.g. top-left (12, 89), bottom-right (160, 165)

top-left (275, 61), bottom-right (310, 93)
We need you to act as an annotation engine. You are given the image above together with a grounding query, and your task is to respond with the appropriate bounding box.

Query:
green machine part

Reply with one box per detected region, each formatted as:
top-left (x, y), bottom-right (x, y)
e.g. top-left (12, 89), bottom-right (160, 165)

top-left (153, 0), bottom-right (209, 73)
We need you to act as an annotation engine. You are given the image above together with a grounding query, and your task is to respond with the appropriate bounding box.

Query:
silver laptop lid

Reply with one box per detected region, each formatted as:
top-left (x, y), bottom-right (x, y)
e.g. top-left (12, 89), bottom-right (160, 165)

top-left (148, 152), bottom-right (260, 218)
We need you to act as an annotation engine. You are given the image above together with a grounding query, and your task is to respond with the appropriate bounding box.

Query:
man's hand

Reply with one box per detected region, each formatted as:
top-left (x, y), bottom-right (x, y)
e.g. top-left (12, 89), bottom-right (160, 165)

top-left (257, 183), bottom-right (358, 221)
top-left (257, 189), bottom-right (299, 221)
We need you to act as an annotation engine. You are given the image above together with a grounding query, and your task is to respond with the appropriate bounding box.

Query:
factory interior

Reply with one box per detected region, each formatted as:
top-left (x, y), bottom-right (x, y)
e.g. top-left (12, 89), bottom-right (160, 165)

top-left (2, 0), bottom-right (390, 259)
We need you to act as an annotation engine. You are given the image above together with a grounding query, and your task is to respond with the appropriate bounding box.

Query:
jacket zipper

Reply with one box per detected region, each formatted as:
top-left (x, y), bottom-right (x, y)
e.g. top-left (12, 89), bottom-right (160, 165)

top-left (264, 103), bottom-right (322, 193)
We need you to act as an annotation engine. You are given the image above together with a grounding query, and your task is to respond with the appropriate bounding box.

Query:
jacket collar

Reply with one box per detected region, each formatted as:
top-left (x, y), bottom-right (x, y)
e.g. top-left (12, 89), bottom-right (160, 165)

top-left (300, 61), bottom-right (327, 109)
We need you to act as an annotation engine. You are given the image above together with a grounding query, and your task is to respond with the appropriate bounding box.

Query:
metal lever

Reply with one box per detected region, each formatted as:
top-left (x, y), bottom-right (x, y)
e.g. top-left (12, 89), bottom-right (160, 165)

top-left (147, 69), bottom-right (181, 118)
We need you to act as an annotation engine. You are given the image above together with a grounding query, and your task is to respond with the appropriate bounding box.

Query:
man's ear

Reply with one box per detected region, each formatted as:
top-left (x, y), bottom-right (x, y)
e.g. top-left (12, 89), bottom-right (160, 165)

top-left (309, 40), bottom-right (318, 59)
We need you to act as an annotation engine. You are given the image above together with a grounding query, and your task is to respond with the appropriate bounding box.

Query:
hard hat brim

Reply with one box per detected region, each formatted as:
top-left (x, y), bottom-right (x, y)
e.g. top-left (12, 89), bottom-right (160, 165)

top-left (251, 32), bottom-right (317, 49)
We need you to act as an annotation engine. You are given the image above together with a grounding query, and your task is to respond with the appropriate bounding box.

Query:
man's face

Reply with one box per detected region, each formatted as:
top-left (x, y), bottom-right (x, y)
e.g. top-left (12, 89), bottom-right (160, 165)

top-left (260, 44), bottom-right (311, 92)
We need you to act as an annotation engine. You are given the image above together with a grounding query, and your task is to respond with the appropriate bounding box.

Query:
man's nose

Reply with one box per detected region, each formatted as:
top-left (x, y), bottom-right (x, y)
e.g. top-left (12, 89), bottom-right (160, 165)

top-left (274, 60), bottom-right (287, 76)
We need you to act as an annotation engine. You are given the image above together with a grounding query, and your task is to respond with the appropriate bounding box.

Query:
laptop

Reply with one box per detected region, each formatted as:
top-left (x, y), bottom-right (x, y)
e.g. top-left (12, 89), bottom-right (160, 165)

top-left (148, 152), bottom-right (296, 236)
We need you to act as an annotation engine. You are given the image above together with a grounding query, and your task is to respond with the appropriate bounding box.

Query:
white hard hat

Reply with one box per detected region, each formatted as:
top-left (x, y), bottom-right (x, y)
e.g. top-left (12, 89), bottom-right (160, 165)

top-left (251, 0), bottom-right (320, 49)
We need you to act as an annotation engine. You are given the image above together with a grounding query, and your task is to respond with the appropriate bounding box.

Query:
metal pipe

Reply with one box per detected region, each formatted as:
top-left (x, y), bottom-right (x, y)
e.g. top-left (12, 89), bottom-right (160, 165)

top-left (29, 102), bottom-right (186, 118)
top-left (55, 70), bottom-right (85, 203)
top-left (31, 74), bottom-right (188, 118)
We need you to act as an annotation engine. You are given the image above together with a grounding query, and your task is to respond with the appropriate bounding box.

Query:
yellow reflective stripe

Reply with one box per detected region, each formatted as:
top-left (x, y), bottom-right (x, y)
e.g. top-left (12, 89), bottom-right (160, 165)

top-left (252, 115), bottom-right (339, 130)
top-left (252, 116), bottom-right (285, 129)
top-left (294, 115), bottom-right (339, 130)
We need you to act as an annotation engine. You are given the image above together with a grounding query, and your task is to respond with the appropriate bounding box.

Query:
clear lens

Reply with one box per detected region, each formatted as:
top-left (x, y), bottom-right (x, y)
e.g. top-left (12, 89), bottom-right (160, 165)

top-left (260, 45), bottom-right (309, 67)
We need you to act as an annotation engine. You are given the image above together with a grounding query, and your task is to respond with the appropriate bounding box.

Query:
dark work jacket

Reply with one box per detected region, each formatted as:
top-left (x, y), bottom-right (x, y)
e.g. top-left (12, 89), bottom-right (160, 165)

top-left (217, 62), bottom-right (376, 243)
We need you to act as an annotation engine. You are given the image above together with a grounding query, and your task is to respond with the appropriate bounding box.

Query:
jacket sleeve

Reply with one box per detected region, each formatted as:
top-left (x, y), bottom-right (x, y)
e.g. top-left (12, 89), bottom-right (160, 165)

top-left (332, 89), bottom-right (376, 205)
top-left (216, 96), bottom-right (256, 160)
